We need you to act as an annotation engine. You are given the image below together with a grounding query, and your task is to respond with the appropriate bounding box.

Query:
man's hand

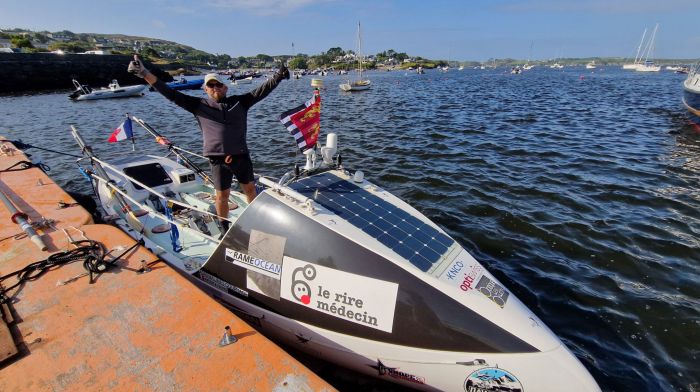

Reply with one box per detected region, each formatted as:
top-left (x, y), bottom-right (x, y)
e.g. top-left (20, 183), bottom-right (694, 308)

top-left (277, 64), bottom-right (290, 80)
top-left (128, 55), bottom-right (151, 78)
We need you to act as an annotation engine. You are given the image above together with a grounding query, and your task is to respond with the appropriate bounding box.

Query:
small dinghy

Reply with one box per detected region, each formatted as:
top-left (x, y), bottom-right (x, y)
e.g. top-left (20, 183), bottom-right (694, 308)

top-left (69, 79), bottom-right (147, 101)
top-left (70, 82), bottom-right (600, 391)
top-left (167, 77), bottom-right (204, 91)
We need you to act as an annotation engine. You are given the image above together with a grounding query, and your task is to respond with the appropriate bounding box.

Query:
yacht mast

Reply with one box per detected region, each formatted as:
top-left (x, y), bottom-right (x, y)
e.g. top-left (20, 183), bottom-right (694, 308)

top-left (633, 28), bottom-right (647, 64)
top-left (357, 22), bottom-right (363, 80)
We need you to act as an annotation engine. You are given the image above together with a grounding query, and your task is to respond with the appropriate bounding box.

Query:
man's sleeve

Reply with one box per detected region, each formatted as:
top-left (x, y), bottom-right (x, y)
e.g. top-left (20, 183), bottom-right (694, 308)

top-left (151, 79), bottom-right (200, 113)
top-left (239, 73), bottom-right (284, 109)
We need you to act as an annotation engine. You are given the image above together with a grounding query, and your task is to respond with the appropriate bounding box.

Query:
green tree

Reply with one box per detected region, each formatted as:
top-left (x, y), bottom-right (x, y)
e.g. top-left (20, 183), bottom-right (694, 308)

top-left (326, 47), bottom-right (345, 59)
top-left (255, 53), bottom-right (273, 63)
top-left (48, 41), bottom-right (88, 53)
top-left (11, 36), bottom-right (34, 49)
top-left (33, 33), bottom-right (49, 43)
top-left (141, 47), bottom-right (161, 60)
top-left (289, 57), bottom-right (308, 69)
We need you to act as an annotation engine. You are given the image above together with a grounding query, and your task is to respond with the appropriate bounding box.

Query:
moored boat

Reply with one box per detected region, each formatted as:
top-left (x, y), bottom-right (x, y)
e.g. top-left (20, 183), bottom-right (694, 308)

top-left (682, 63), bottom-right (700, 126)
top-left (232, 76), bottom-right (254, 85)
top-left (68, 91), bottom-right (601, 391)
top-left (339, 22), bottom-right (371, 92)
top-left (167, 77), bottom-right (204, 90)
top-left (69, 79), bottom-right (147, 101)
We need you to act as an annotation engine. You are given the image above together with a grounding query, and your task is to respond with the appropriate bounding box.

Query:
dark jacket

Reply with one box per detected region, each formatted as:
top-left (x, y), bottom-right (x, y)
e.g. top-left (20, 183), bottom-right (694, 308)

top-left (152, 73), bottom-right (284, 156)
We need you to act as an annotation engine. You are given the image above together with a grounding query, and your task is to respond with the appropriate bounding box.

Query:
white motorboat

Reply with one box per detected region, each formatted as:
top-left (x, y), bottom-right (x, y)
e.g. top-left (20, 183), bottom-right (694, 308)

top-left (231, 76), bottom-right (254, 85)
top-left (585, 61), bottom-right (596, 69)
top-left (549, 63), bottom-right (563, 69)
top-left (340, 22), bottom-right (371, 92)
top-left (70, 103), bottom-right (600, 391)
top-left (68, 79), bottom-right (147, 101)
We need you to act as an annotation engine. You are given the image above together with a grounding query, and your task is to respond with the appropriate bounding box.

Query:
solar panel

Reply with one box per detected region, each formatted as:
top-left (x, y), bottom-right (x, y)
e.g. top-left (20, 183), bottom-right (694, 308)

top-left (290, 172), bottom-right (454, 271)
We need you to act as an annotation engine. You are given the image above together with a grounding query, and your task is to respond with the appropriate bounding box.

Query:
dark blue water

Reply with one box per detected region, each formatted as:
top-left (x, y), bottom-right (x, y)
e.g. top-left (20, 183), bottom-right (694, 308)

top-left (1, 67), bottom-right (699, 391)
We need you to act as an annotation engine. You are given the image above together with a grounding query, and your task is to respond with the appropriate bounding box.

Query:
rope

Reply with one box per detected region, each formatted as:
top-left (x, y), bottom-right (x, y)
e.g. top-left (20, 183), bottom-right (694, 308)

top-left (0, 238), bottom-right (149, 303)
top-left (0, 240), bottom-right (103, 301)
top-left (1, 140), bottom-right (82, 158)
top-left (0, 160), bottom-right (50, 173)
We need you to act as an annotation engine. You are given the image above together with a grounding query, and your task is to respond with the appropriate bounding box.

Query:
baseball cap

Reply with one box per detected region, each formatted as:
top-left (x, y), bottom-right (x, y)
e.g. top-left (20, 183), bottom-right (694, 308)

top-left (204, 73), bottom-right (222, 85)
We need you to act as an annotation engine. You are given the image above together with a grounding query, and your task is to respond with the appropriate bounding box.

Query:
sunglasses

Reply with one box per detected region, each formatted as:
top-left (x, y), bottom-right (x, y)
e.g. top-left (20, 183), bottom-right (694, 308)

top-left (207, 82), bottom-right (224, 88)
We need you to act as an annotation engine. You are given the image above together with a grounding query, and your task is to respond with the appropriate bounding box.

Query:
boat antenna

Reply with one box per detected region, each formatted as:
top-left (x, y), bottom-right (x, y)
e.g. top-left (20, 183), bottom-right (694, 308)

top-left (129, 116), bottom-right (213, 186)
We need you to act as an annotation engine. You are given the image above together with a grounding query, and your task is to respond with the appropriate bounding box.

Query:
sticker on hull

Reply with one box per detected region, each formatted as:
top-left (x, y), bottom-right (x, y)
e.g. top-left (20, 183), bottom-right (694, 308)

top-left (280, 256), bottom-right (399, 333)
top-left (439, 249), bottom-right (510, 308)
top-left (370, 360), bottom-right (425, 385)
top-left (244, 230), bottom-right (286, 300)
top-left (225, 248), bottom-right (282, 280)
top-left (464, 367), bottom-right (523, 392)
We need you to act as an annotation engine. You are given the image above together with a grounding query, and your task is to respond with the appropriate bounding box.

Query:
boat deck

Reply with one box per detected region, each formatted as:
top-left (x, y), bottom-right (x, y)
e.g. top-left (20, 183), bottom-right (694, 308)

top-left (0, 137), bottom-right (333, 391)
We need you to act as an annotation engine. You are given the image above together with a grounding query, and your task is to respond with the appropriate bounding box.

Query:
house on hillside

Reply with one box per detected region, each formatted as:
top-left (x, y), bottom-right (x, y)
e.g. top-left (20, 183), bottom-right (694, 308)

top-left (47, 32), bottom-right (71, 42)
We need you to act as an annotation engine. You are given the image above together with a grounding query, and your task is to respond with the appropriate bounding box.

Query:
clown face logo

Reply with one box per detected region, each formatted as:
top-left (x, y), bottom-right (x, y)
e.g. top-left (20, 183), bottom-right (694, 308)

top-left (290, 264), bottom-right (316, 305)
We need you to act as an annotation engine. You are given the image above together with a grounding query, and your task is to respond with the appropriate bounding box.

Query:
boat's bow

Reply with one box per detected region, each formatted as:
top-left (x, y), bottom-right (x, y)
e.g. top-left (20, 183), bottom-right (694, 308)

top-left (199, 168), bottom-right (599, 391)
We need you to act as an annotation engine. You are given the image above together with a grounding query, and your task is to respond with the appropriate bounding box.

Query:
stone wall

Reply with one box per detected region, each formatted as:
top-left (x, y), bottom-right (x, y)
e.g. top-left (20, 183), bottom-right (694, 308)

top-left (0, 53), bottom-right (172, 93)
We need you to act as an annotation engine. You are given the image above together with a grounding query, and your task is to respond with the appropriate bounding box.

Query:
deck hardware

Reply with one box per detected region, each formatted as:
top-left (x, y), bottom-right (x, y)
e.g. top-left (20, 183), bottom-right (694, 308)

top-left (138, 260), bottom-right (151, 274)
top-left (219, 325), bottom-right (237, 346)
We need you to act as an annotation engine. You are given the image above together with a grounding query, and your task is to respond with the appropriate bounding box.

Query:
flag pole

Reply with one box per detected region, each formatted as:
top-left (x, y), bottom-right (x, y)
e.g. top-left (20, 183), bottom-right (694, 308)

top-left (126, 112), bottom-right (135, 151)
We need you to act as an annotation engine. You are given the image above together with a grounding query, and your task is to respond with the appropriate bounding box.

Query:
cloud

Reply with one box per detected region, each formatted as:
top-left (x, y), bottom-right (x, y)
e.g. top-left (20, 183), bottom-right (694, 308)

top-left (203, 0), bottom-right (328, 15)
top-left (152, 19), bottom-right (167, 29)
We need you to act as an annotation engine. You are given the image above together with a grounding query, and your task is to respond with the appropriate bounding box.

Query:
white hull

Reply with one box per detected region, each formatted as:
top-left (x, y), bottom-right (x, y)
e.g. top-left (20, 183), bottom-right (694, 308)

top-left (636, 65), bottom-right (661, 72)
top-left (73, 126), bottom-right (600, 392)
top-left (195, 276), bottom-right (599, 392)
top-left (232, 76), bottom-right (253, 85)
top-left (339, 80), bottom-right (371, 91)
top-left (74, 84), bottom-right (147, 100)
top-left (622, 63), bottom-right (640, 70)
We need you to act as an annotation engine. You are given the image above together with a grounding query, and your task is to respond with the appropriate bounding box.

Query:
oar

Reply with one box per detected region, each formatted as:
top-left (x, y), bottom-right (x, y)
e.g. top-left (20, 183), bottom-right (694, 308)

top-left (71, 126), bottom-right (145, 233)
top-left (0, 188), bottom-right (47, 251)
top-left (130, 116), bottom-right (213, 185)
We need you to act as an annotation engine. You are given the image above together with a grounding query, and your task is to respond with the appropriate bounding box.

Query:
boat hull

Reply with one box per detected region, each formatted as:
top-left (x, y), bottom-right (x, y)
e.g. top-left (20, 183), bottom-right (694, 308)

top-left (683, 72), bottom-right (700, 126)
top-left (86, 154), bottom-right (600, 391)
top-left (192, 271), bottom-right (599, 392)
top-left (73, 84), bottom-right (147, 101)
top-left (339, 80), bottom-right (371, 91)
top-left (167, 79), bottom-right (204, 90)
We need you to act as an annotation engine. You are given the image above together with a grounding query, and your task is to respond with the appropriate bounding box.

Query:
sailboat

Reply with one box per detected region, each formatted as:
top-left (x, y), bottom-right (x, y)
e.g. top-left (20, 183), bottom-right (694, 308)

top-left (636, 23), bottom-right (661, 72)
top-left (339, 22), bottom-right (371, 92)
top-left (550, 47), bottom-right (564, 69)
top-left (523, 42), bottom-right (535, 70)
top-left (622, 28), bottom-right (647, 70)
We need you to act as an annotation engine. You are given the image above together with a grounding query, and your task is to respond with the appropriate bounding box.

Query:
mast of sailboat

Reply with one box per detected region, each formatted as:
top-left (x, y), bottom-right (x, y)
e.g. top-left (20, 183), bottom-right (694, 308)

top-left (357, 21), bottom-right (363, 80)
top-left (642, 23), bottom-right (659, 63)
top-left (633, 28), bottom-right (647, 64)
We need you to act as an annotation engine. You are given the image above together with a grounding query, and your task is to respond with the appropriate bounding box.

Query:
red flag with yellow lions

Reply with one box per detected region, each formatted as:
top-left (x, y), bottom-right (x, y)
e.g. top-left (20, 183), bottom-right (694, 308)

top-left (279, 90), bottom-right (321, 152)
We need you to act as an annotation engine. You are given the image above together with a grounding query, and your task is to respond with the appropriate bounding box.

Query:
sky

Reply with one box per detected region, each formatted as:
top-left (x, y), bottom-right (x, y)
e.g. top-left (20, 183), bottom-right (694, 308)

top-left (1, 0), bottom-right (698, 61)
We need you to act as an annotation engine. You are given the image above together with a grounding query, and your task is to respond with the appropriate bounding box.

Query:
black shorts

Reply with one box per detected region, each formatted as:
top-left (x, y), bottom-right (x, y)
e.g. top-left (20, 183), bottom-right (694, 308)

top-left (209, 154), bottom-right (254, 191)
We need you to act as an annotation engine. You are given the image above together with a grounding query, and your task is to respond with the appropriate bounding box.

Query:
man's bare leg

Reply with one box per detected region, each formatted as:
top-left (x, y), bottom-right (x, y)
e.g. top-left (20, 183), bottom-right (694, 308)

top-left (241, 182), bottom-right (256, 203)
top-left (215, 188), bottom-right (231, 234)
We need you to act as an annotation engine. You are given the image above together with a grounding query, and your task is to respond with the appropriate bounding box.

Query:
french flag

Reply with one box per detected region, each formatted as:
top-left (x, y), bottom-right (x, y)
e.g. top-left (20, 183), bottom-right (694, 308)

top-left (108, 117), bottom-right (134, 143)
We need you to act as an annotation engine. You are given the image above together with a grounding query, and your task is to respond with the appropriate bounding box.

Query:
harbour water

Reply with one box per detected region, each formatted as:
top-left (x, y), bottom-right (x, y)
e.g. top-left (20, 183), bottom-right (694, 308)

top-left (1, 67), bottom-right (698, 391)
